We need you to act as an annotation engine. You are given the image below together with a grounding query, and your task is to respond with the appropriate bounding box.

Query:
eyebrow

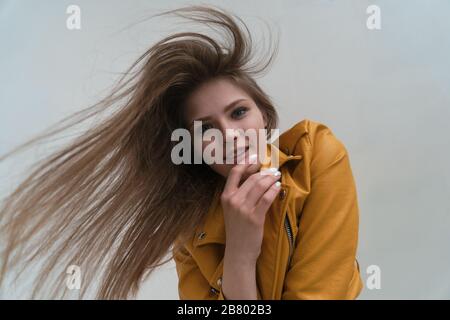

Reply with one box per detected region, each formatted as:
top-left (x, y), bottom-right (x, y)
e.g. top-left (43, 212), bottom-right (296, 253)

top-left (189, 98), bottom-right (247, 130)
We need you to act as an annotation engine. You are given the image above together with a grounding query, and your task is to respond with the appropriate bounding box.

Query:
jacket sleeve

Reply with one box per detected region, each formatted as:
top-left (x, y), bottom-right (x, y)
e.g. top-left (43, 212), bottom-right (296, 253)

top-left (281, 122), bottom-right (363, 299)
top-left (173, 243), bottom-right (263, 300)
top-left (173, 243), bottom-right (227, 300)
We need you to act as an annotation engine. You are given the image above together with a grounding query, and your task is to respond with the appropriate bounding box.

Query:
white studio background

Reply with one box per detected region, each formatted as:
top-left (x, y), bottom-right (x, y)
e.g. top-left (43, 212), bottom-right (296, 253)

top-left (1, 0), bottom-right (449, 299)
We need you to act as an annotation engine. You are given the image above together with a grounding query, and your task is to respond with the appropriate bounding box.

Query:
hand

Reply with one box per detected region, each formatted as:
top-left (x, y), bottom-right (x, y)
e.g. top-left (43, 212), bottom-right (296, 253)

top-left (220, 154), bottom-right (282, 263)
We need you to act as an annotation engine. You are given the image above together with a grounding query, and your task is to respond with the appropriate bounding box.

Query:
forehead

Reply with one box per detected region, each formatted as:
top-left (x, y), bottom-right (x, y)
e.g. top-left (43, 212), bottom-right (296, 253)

top-left (185, 78), bottom-right (250, 118)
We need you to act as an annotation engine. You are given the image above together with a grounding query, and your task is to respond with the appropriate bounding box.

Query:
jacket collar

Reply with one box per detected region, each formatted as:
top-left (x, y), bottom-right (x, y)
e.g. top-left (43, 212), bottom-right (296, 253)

top-left (193, 138), bottom-right (305, 248)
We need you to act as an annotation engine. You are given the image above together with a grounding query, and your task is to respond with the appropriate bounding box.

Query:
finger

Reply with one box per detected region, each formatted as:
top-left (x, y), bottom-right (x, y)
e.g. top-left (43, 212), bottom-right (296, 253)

top-left (239, 170), bottom-right (281, 208)
top-left (223, 153), bottom-right (258, 195)
top-left (236, 146), bottom-right (262, 180)
top-left (246, 173), bottom-right (281, 208)
top-left (253, 181), bottom-right (282, 218)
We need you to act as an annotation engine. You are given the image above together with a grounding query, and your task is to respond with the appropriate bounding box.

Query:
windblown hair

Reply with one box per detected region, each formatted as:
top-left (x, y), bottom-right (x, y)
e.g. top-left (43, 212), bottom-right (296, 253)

top-left (0, 4), bottom-right (279, 299)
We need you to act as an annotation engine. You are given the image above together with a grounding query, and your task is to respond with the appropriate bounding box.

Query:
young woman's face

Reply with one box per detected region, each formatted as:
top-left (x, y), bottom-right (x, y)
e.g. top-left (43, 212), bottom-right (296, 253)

top-left (184, 78), bottom-right (267, 178)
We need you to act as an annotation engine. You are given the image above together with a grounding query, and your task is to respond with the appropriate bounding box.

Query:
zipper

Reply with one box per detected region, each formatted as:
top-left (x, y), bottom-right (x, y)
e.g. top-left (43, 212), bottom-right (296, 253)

top-left (284, 213), bottom-right (294, 269)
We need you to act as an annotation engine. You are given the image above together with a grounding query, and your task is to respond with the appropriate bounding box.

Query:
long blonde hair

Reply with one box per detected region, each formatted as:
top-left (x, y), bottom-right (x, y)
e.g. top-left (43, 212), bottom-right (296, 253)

top-left (0, 4), bottom-right (279, 299)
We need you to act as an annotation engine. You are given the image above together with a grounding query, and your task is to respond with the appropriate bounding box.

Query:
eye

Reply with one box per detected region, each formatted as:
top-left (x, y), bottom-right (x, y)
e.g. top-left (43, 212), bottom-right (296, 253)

top-left (232, 106), bottom-right (248, 118)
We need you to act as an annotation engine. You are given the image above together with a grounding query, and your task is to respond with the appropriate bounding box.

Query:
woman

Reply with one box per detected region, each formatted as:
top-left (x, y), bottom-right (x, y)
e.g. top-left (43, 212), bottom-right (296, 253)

top-left (0, 5), bottom-right (363, 299)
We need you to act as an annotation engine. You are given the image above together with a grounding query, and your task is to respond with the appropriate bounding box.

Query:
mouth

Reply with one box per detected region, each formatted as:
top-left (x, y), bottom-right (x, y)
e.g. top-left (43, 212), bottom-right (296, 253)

top-left (223, 145), bottom-right (250, 162)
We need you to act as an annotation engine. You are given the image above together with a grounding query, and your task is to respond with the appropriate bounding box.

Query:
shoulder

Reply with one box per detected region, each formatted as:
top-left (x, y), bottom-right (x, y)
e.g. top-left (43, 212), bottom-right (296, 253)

top-left (280, 118), bottom-right (347, 154)
top-left (279, 119), bottom-right (350, 176)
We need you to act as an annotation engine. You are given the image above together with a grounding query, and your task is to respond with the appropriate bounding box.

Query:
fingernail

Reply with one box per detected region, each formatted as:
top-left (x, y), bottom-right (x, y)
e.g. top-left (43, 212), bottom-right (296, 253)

top-left (273, 171), bottom-right (281, 176)
top-left (275, 181), bottom-right (281, 188)
top-left (249, 154), bottom-right (258, 162)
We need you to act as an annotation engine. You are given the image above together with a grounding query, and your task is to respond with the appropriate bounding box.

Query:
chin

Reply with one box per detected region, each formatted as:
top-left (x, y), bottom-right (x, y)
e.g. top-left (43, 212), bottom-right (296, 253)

top-left (209, 164), bottom-right (232, 178)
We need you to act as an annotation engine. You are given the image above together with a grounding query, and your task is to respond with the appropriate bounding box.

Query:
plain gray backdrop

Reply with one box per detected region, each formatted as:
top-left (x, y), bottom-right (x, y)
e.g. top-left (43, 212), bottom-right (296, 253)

top-left (1, 0), bottom-right (449, 299)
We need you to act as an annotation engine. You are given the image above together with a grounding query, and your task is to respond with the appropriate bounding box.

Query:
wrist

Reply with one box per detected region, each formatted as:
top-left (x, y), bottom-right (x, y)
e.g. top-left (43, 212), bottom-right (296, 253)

top-left (222, 254), bottom-right (258, 300)
top-left (224, 248), bottom-right (258, 268)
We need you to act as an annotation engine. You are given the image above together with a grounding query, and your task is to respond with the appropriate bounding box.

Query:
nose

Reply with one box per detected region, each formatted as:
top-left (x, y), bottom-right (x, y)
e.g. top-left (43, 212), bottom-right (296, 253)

top-left (219, 124), bottom-right (247, 159)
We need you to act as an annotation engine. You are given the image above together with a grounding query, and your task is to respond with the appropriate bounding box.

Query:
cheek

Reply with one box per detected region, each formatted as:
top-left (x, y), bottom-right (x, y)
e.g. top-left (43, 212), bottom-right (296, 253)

top-left (248, 107), bottom-right (266, 126)
top-left (201, 140), bottom-right (220, 159)
top-left (202, 141), bottom-right (230, 177)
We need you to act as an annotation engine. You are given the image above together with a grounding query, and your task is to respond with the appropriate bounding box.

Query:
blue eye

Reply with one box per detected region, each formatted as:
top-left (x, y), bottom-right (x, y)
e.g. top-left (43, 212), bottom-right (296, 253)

top-left (232, 106), bottom-right (248, 118)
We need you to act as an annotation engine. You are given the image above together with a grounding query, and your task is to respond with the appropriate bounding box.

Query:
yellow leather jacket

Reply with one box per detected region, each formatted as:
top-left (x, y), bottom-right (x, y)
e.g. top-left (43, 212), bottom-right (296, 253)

top-left (174, 119), bottom-right (363, 299)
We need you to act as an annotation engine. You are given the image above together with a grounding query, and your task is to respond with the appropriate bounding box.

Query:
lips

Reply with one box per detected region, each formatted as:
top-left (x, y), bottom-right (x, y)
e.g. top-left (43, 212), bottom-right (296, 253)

top-left (224, 145), bottom-right (250, 162)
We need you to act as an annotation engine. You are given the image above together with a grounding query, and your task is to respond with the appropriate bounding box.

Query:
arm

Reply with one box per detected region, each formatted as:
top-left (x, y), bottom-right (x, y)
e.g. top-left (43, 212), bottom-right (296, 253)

top-left (221, 249), bottom-right (258, 300)
top-left (281, 123), bottom-right (363, 299)
top-left (173, 244), bottom-right (227, 300)
top-left (174, 243), bottom-right (263, 300)
top-left (173, 242), bottom-right (261, 300)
